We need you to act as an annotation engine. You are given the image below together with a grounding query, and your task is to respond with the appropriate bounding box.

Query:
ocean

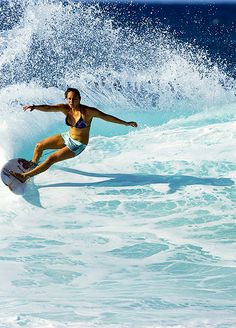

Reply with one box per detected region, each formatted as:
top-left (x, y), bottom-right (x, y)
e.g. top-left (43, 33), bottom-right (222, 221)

top-left (0, 0), bottom-right (235, 327)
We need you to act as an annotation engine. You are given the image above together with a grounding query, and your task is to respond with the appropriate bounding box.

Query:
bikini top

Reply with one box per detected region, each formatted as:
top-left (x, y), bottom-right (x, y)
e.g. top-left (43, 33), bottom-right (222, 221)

top-left (65, 112), bottom-right (89, 129)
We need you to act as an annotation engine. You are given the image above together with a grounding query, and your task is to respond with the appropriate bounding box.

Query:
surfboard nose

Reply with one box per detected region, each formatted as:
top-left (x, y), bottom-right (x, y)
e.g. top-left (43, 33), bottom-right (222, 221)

top-left (1, 158), bottom-right (32, 195)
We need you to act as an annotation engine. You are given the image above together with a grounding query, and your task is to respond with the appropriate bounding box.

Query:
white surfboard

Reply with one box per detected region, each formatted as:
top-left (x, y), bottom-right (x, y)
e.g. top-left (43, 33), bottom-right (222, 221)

top-left (1, 158), bottom-right (33, 195)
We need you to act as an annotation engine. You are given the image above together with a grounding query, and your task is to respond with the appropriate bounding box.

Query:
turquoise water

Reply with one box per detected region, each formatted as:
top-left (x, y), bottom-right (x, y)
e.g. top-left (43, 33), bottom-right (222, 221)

top-left (0, 1), bottom-right (236, 327)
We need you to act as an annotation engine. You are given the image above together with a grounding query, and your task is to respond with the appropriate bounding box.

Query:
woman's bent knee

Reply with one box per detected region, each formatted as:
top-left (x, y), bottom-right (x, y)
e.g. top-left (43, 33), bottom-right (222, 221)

top-left (35, 142), bottom-right (43, 152)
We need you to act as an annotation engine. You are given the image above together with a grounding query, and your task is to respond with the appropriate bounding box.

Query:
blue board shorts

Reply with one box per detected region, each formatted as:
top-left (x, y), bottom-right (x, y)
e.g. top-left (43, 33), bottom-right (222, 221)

top-left (61, 131), bottom-right (87, 156)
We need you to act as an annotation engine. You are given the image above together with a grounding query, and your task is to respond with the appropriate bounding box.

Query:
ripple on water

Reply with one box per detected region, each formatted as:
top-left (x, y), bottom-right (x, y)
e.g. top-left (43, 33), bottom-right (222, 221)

top-left (109, 242), bottom-right (169, 259)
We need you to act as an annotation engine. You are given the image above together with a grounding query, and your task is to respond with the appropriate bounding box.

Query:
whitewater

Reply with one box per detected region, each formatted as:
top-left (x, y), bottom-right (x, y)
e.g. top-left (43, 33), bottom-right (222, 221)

top-left (0, 1), bottom-right (235, 327)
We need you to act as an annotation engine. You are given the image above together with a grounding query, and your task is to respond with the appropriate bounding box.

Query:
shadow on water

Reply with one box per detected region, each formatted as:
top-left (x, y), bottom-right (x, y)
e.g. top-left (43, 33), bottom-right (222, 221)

top-left (23, 166), bottom-right (234, 207)
top-left (49, 167), bottom-right (235, 192)
top-left (22, 181), bottom-right (44, 208)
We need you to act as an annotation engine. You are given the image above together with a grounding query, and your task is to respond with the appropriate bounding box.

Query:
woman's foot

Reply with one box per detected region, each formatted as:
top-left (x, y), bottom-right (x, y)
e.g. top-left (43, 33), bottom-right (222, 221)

top-left (10, 171), bottom-right (27, 183)
top-left (28, 161), bottom-right (38, 169)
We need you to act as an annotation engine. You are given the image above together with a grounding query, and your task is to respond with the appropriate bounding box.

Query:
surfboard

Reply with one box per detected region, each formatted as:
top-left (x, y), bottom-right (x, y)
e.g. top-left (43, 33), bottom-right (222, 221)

top-left (1, 158), bottom-right (33, 195)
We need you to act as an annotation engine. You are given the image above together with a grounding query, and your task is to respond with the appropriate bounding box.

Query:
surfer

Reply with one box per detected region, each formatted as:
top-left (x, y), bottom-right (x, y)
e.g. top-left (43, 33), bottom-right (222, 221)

top-left (10, 87), bottom-right (138, 183)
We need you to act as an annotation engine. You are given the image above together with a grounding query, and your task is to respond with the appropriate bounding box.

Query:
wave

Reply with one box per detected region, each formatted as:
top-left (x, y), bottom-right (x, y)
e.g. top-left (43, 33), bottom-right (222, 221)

top-left (0, 0), bottom-right (235, 113)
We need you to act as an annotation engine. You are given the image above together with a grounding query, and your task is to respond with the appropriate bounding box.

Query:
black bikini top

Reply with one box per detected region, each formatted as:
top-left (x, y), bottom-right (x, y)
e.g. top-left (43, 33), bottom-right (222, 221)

top-left (65, 112), bottom-right (89, 129)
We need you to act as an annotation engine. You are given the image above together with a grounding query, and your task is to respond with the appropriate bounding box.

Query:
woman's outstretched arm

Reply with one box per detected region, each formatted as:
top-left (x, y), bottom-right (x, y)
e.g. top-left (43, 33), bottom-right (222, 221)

top-left (91, 108), bottom-right (138, 127)
top-left (23, 104), bottom-right (68, 114)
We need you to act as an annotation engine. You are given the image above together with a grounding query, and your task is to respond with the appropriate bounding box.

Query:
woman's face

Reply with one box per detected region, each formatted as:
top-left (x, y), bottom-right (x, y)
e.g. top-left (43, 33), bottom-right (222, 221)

top-left (67, 91), bottom-right (80, 109)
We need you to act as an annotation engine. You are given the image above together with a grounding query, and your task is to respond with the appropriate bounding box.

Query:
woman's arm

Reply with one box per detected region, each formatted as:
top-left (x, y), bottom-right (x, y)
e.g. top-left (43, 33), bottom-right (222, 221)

top-left (23, 104), bottom-right (68, 114)
top-left (91, 108), bottom-right (138, 127)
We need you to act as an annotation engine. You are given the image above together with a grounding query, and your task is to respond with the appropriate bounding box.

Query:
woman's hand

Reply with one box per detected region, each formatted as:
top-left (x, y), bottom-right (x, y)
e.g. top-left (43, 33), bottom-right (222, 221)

top-left (127, 121), bottom-right (138, 128)
top-left (23, 105), bottom-right (35, 112)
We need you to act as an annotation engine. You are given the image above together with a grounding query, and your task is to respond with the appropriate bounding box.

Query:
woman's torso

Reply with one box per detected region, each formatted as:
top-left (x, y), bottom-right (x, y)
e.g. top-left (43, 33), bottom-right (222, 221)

top-left (64, 104), bottom-right (92, 145)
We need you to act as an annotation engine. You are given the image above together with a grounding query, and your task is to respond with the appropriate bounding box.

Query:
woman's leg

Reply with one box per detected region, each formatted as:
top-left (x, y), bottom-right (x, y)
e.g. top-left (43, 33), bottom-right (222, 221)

top-left (32, 134), bottom-right (66, 164)
top-left (11, 146), bottom-right (75, 183)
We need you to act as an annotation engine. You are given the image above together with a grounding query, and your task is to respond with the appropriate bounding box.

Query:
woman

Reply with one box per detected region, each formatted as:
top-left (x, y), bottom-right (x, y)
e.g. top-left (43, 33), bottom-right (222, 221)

top-left (11, 87), bottom-right (138, 183)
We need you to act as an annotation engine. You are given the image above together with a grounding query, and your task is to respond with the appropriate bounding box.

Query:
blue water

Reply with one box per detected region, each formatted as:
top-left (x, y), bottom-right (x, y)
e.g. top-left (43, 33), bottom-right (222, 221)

top-left (0, 1), bottom-right (236, 327)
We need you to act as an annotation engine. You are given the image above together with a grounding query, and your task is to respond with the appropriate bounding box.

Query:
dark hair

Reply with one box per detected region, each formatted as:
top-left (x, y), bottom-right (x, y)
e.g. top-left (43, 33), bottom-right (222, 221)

top-left (65, 87), bottom-right (81, 99)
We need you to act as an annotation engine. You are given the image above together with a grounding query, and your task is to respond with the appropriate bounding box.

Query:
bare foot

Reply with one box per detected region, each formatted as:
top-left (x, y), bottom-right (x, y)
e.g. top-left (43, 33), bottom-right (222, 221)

top-left (10, 171), bottom-right (27, 183)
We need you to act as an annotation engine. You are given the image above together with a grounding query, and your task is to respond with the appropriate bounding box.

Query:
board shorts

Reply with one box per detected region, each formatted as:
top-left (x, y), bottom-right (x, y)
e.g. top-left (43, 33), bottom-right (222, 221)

top-left (61, 131), bottom-right (87, 156)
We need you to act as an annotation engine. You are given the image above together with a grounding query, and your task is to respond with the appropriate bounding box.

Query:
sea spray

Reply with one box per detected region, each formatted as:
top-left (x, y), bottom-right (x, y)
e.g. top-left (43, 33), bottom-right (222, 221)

top-left (0, 0), bottom-right (234, 112)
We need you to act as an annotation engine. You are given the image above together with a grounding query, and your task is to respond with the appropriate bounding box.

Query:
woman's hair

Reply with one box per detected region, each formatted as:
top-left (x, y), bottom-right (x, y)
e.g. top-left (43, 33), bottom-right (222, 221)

top-left (65, 87), bottom-right (81, 99)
